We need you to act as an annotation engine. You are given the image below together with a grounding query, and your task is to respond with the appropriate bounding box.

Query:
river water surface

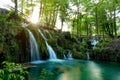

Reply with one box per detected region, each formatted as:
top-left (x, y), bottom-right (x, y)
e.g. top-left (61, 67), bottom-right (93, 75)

top-left (29, 60), bottom-right (120, 80)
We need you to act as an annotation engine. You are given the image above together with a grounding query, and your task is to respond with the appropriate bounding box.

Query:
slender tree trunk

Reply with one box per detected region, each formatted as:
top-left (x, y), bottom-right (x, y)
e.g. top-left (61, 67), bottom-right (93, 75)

top-left (46, 16), bottom-right (49, 26)
top-left (95, 6), bottom-right (98, 38)
top-left (52, 12), bottom-right (58, 27)
top-left (77, 6), bottom-right (79, 37)
top-left (60, 19), bottom-right (64, 31)
top-left (77, 18), bottom-right (79, 37)
top-left (53, 5), bottom-right (60, 27)
top-left (85, 17), bottom-right (89, 37)
top-left (14, 0), bottom-right (18, 15)
top-left (48, 11), bottom-right (52, 26)
top-left (79, 13), bottom-right (82, 37)
top-left (39, 2), bottom-right (43, 22)
top-left (51, 6), bottom-right (56, 26)
top-left (103, 24), bottom-right (105, 41)
top-left (72, 20), bottom-right (75, 36)
top-left (21, 0), bottom-right (24, 13)
top-left (87, 24), bottom-right (89, 38)
top-left (113, 4), bottom-right (117, 37)
top-left (31, 0), bottom-right (34, 11)
top-left (52, 7), bottom-right (58, 27)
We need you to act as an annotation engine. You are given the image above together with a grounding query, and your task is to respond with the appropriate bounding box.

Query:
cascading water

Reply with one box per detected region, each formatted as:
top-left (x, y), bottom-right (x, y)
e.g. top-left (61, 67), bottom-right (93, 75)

top-left (27, 29), bottom-right (40, 61)
top-left (38, 29), bottom-right (57, 59)
top-left (64, 51), bottom-right (73, 60)
top-left (64, 54), bottom-right (67, 59)
top-left (86, 52), bottom-right (90, 60)
top-left (90, 38), bottom-right (99, 49)
top-left (44, 30), bottom-right (53, 39)
top-left (46, 42), bottom-right (57, 59)
top-left (67, 51), bottom-right (73, 60)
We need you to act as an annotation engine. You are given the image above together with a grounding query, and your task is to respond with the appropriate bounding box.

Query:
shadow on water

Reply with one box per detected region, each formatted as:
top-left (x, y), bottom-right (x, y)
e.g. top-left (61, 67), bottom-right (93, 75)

top-left (28, 60), bottom-right (120, 80)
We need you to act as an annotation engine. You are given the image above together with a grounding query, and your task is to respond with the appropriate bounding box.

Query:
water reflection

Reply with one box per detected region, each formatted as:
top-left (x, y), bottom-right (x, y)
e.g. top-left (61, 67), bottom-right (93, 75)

top-left (57, 66), bottom-right (80, 80)
top-left (29, 60), bottom-right (120, 80)
top-left (115, 73), bottom-right (120, 80)
top-left (57, 61), bottom-right (103, 80)
top-left (82, 61), bottom-right (103, 80)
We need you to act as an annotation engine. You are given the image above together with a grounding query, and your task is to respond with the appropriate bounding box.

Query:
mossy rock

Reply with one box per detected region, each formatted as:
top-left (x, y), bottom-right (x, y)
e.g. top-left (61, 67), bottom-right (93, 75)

top-left (15, 28), bottom-right (30, 62)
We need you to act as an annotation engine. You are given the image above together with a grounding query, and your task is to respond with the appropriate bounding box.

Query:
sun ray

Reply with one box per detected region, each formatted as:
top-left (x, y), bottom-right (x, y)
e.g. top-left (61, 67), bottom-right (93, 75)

top-left (30, 4), bottom-right (40, 24)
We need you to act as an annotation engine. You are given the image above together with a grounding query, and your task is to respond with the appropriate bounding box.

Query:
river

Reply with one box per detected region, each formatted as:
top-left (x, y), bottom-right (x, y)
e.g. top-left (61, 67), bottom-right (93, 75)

top-left (29, 59), bottom-right (120, 80)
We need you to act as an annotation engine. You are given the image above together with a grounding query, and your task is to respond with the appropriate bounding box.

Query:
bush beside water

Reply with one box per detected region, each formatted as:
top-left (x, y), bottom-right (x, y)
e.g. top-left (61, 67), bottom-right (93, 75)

top-left (0, 61), bottom-right (29, 80)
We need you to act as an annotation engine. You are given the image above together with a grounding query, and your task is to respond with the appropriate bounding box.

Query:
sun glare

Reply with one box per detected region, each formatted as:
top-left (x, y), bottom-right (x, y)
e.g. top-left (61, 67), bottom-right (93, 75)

top-left (30, 5), bottom-right (40, 24)
top-left (55, 13), bottom-right (71, 31)
top-left (0, 0), bottom-right (14, 10)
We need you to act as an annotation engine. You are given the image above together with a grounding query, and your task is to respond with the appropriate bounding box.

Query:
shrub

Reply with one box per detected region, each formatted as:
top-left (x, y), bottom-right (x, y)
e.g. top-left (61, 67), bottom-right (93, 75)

top-left (0, 61), bottom-right (29, 80)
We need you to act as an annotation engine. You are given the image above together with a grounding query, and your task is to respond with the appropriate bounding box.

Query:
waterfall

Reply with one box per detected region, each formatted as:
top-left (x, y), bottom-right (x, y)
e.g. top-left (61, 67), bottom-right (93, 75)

top-left (38, 29), bottom-right (57, 59)
top-left (91, 39), bottom-right (99, 49)
top-left (22, 22), bottom-right (27, 27)
top-left (44, 30), bottom-right (53, 39)
top-left (86, 52), bottom-right (90, 60)
top-left (64, 54), bottom-right (67, 59)
top-left (46, 42), bottom-right (57, 59)
top-left (38, 29), bottom-right (47, 41)
top-left (64, 51), bottom-right (73, 60)
top-left (67, 51), bottom-right (73, 60)
top-left (27, 29), bottom-right (40, 61)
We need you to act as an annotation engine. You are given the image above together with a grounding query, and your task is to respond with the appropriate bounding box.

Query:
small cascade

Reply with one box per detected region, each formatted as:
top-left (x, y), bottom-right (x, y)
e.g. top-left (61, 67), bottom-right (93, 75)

top-left (46, 42), bottom-right (57, 59)
top-left (91, 39), bottom-right (99, 49)
top-left (64, 51), bottom-right (73, 60)
top-left (67, 51), bottom-right (73, 60)
top-left (38, 29), bottom-right (47, 41)
top-left (22, 22), bottom-right (28, 27)
top-left (64, 54), bottom-right (67, 59)
top-left (86, 52), bottom-right (90, 60)
top-left (38, 29), bottom-right (57, 59)
top-left (27, 29), bottom-right (40, 61)
top-left (44, 30), bottom-right (53, 39)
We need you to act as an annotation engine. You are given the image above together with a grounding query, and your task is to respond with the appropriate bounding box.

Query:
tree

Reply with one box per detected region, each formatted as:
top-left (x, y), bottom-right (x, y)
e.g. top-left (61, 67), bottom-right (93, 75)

top-left (14, 0), bottom-right (18, 15)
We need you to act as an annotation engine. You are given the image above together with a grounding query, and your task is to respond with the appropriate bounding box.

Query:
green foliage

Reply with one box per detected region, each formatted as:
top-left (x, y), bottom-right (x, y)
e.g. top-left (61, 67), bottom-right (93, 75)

top-left (92, 39), bottom-right (120, 62)
top-left (93, 47), bottom-right (118, 61)
top-left (0, 14), bottom-right (24, 62)
top-left (0, 32), bottom-right (5, 53)
top-left (6, 11), bottom-right (22, 22)
top-left (9, 0), bottom-right (120, 37)
top-left (0, 61), bottom-right (29, 80)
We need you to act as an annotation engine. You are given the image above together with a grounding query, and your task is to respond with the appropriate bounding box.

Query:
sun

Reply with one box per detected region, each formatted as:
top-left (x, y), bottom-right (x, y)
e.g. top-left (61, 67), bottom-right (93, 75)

top-left (30, 5), bottom-right (40, 24)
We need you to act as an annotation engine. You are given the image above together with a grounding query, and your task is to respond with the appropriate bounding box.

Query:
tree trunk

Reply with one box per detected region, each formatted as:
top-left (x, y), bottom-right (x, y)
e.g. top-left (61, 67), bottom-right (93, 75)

top-left (77, 6), bottom-right (79, 37)
top-left (52, 7), bottom-right (58, 27)
top-left (102, 24), bottom-right (105, 41)
top-left (79, 13), bottom-right (82, 37)
top-left (14, 0), bottom-right (18, 15)
top-left (85, 17), bottom-right (89, 37)
top-left (77, 18), bottom-right (79, 37)
top-left (60, 19), bottom-right (64, 31)
top-left (95, 6), bottom-right (98, 38)
top-left (21, 0), bottom-right (24, 13)
top-left (113, 4), bottom-right (117, 37)
top-left (31, 0), bottom-right (34, 12)
top-left (48, 11), bottom-right (52, 26)
top-left (39, 2), bottom-right (43, 22)
top-left (72, 20), bottom-right (75, 36)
